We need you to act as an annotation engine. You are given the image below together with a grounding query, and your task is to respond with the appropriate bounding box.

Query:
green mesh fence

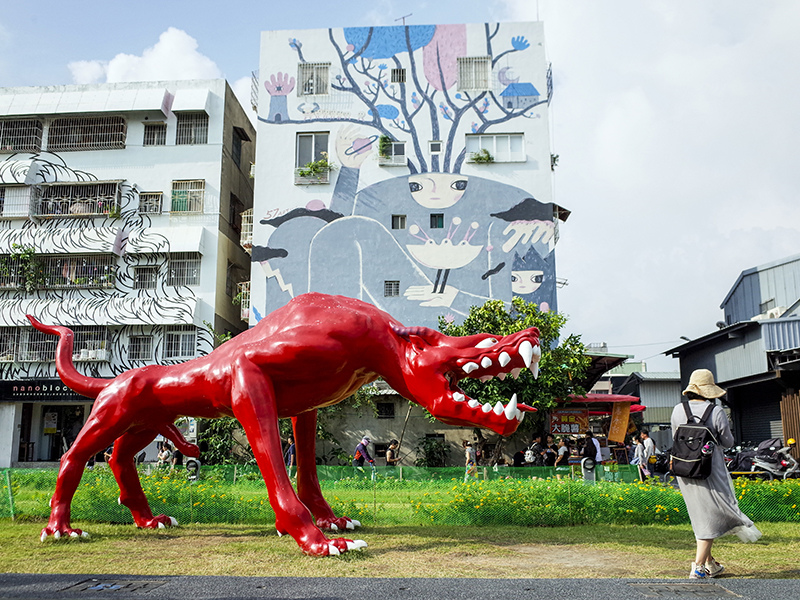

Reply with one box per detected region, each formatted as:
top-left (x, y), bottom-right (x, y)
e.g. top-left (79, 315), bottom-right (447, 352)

top-left (2, 466), bottom-right (799, 527)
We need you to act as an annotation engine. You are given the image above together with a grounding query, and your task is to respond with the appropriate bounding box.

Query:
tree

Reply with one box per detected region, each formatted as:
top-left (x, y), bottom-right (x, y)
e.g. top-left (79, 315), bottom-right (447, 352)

top-left (438, 297), bottom-right (589, 463)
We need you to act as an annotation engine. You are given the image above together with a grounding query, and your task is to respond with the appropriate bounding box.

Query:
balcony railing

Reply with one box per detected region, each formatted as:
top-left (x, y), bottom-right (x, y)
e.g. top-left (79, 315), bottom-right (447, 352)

top-left (34, 181), bottom-right (121, 218)
top-left (240, 209), bottom-right (253, 253)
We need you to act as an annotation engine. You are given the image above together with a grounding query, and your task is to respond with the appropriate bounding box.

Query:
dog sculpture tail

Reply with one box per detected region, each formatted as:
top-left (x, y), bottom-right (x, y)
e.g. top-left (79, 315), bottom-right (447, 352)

top-left (26, 315), bottom-right (110, 399)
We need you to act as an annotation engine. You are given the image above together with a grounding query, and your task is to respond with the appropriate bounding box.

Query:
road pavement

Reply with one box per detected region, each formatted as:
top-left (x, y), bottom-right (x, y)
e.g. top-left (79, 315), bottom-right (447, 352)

top-left (2, 574), bottom-right (800, 600)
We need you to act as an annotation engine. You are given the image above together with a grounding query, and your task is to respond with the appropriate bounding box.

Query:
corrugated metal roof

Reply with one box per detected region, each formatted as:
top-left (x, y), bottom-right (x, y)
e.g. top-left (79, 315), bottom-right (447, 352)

top-left (721, 253), bottom-right (800, 308)
top-left (762, 318), bottom-right (800, 352)
top-left (633, 371), bottom-right (680, 381)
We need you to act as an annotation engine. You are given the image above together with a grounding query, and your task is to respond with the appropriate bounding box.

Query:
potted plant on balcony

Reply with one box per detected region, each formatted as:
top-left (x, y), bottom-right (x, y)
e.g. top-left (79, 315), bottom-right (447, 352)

top-left (296, 152), bottom-right (336, 183)
top-left (469, 148), bottom-right (494, 164)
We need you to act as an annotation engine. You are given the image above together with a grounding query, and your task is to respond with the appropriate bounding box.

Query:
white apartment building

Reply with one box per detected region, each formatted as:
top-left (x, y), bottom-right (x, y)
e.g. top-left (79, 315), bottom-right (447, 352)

top-left (0, 79), bottom-right (255, 467)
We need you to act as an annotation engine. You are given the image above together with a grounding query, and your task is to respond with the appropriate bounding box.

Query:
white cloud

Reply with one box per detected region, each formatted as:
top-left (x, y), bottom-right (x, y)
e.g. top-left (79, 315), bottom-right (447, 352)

top-left (68, 27), bottom-right (222, 84)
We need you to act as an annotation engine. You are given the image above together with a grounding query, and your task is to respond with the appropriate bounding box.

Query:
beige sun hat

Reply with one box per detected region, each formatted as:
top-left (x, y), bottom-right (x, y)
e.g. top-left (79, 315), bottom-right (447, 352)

top-left (682, 368), bottom-right (726, 399)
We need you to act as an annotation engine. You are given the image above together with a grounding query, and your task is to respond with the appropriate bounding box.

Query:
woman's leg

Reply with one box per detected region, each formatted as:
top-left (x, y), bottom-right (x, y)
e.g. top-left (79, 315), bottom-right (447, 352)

top-left (695, 539), bottom-right (713, 565)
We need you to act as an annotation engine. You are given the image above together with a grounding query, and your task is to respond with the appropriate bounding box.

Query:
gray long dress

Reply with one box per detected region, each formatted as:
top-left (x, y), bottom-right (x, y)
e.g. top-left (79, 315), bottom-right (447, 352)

top-left (670, 400), bottom-right (761, 541)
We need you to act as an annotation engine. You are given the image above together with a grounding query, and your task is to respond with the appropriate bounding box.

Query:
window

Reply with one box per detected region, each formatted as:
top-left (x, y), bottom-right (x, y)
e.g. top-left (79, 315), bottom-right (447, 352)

top-left (231, 126), bottom-right (250, 168)
top-left (143, 122), bottom-right (166, 146)
top-left (48, 116), bottom-right (126, 151)
top-left (0, 328), bottom-right (18, 362)
top-left (295, 132), bottom-right (330, 184)
top-left (18, 329), bottom-right (57, 362)
top-left (171, 180), bottom-right (205, 213)
top-left (175, 112), bottom-right (209, 145)
top-left (167, 252), bottom-right (201, 286)
top-left (377, 402), bottom-right (396, 419)
top-left (384, 280), bottom-right (400, 297)
top-left (229, 193), bottom-right (244, 239)
top-left (72, 326), bottom-right (112, 361)
top-left (225, 261), bottom-right (247, 297)
top-left (0, 118), bottom-right (43, 153)
top-left (378, 141), bottom-right (406, 166)
top-left (0, 255), bottom-right (22, 289)
top-left (297, 63), bottom-right (330, 96)
top-left (164, 325), bottom-right (196, 360)
top-left (457, 56), bottom-right (491, 91)
top-left (133, 266), bottom-right (158, 290)
top-left (760, 298), bottom-right (776, 314)
top-left (129, 335), bottom-right (153, 361)
top-left (40, 255), bottom-right (117, 289)
top-left (138, 192), bottom-right (162, 214)
top-left (0, 185), bottom-right (36, 218)
top-left (391, 214), bottom-right (406, 230)
top-left (466, 133), bottom-right (525, 162)
top-left (36, 181), bottom-right (121, 217)
top-left (390, 68), bottom-right (406, 83)
top-left (429, 140), bottom-right (443, 155)
top-left (430, 213), bottom-right (444, 229)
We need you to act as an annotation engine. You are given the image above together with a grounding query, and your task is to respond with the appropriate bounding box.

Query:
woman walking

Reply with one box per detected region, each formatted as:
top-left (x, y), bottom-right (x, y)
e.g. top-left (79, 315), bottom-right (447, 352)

top-left (670, 369), bottom-right (762, 579)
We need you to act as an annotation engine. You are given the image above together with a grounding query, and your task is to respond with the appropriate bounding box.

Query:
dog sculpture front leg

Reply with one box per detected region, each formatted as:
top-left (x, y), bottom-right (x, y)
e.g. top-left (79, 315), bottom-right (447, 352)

top-left (230, 358), bottom-right (366, 556)
top-left (293, 410), bottom-right (361, 532)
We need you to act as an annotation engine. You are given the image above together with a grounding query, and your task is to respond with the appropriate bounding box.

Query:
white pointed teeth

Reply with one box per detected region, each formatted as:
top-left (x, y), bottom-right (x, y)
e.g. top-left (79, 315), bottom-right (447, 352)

top-left (169, 517), bottom-right (178, 526)
top-left (493, 401), bottom-right (504, 416)
top-left (519, 341), bottom-right (533, 368)
top-left (499, 352), bottom-right (511, 367)
top-left (346, 539), bottom-right (368, 551)
top-left (479, 375), bottom-right (493, 382)
top-left (463, 362), bottom-right (479, 374)
top-left (532, 364), bottom-right (540, 379)
top-left (158, 522), bottom-right (166, 529)
top-left (511, 368), bottom-right (522, 379)
top-left (497, 373), bottom-right (506, 381)
top-left (481, 403), bottom-right (492, 413)
top-left (468, 399), bottom-right (480, 409)
top-left (504, 394), bottom-right (518, 421)
top-left (533, 344), bottom-right (542, 357)
top-left (330, 523), bottom-right (339, 531)
top-left (453, 392), bottom-right (465, 402)
top-left (475, 338), bottom-right (498, 348)
top-left (349, 519), bottom-right (361, 528)
top-left (328, 542), bottom-right (341, 556)
top-left (480, 356), bottom-right (492, 369)
top-left (40, 531), bottom-right (47, 542)
top-left (517, 411), bottom-right (525, 423)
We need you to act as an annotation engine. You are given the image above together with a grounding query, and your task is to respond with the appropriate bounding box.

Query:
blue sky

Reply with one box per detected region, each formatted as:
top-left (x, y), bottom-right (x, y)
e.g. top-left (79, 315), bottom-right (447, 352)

top-left (3, 0), bottom-right (800, 371)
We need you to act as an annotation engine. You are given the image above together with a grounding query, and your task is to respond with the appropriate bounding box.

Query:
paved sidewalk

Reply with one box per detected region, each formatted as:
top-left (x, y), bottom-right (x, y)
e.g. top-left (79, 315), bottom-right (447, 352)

top-left (1, 574), bottom-right (800, 600)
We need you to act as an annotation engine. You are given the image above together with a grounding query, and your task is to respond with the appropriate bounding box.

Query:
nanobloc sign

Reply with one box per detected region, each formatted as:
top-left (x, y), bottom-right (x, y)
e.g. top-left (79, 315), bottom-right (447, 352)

top-left (0, 380), bottom-right (85, 402)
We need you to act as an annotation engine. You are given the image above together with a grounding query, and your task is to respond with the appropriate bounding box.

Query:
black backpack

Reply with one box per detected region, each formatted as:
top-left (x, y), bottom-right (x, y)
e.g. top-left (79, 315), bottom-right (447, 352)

top-left (670, 400), bottom-right (718, 479)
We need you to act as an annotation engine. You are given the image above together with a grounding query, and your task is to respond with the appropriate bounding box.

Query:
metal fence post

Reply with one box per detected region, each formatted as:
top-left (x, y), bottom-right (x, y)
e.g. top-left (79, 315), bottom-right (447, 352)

top-left (4, 470), bottom-right (15, 521)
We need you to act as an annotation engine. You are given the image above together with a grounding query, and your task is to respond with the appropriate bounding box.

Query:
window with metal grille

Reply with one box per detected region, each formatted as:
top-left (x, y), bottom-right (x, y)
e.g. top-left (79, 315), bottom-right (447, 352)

top-left (128, 335), bottom-right (153, 361)
top-left (39, 255), bottom-right (117, 289)
top-left (133, 266), bottom-right (158, 289)
top-left (0, 118), bottom-right (43, 153)
top-left (72, 326), bottom-right (112, 361)
top-left (237, 280), bottom-right (250, 322)
top-left (138, 192), bottom-right (162, 214)
top-left (36, 181), bottom-right (121, 217)
top-left (384, 280), bottom-right (400, 297)
top-left (297, 63), bottom-right (330, 96)
top-left (457, 56), bottom-right (491, 91)
top-left (143, 122), bottom-right (166, 146)
top-left (378, 141), bottom-right (406, 166)
top-left (391, 215), bottom-right (406, 229)
top-left (170, 180), bottom-right (205, 213)
top-left (465, 133), bottom-right (525, 162)
top-left (0, 255), bottom-right (22, 289)
top-left (0, 328), bottom-right (18, 362)
top-left (164, 325), bottom-right (196, 359)
top-left (18, 328), bottom-right (57, 362)
top-left (390, 68), bottom-right (406, 83)
top-left (167, 252), bottom-right (201, 286)
top-left (48, 116), bottom-right (126, 151)
top-left (175, 112), bottom-right (209, 145)
top-left (0, 185), bottom-right (37, 218)
top-left (376, 402), bottom-right (396, 419)
top-left (430, 213), bottom-right (444, 229)
top-left (240, 208), bottom-right (253, 250)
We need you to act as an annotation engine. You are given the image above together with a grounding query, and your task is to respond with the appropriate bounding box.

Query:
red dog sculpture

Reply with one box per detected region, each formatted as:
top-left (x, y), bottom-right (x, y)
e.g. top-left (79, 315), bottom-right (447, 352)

top-left (29, 293), bottom-right (541, 556)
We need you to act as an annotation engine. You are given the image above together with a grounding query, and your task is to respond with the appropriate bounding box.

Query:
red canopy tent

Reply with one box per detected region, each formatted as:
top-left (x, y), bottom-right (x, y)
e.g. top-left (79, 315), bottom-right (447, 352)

top-left (563, 394), bottom-right (646, 416)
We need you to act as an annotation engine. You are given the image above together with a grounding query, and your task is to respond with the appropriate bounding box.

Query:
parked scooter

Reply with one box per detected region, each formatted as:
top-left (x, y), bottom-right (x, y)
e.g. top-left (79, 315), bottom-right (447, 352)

top-left (750, 438), bottom-right (800, 480)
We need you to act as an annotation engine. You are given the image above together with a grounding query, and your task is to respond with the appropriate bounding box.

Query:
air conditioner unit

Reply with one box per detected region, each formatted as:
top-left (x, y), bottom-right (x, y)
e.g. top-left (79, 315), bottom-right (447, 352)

top-left (766, 306), bottom-right (786, 319)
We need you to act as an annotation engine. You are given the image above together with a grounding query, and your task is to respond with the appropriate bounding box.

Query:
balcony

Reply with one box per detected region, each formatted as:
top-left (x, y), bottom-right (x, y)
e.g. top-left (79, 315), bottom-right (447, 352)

top-left (294, 168), bottom-right (330, 185)
top-left (237, 280), bottom-right (250, 322)
top-left (34, 181), bottom-right (121, 218)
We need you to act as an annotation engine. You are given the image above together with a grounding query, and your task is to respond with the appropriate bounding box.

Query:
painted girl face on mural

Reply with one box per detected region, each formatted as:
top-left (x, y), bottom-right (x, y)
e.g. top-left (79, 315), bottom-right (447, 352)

top-left (511, 270), bottom-right (544, 295)
top-left (407, 173), bottom-right (468, 209)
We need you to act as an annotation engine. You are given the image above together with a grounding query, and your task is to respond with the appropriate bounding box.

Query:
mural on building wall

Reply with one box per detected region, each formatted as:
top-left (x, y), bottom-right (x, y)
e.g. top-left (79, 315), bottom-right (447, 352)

top-left (255, 23), bottom-right (560, 324)
top-left (0, 152), bottom-right (212, 382)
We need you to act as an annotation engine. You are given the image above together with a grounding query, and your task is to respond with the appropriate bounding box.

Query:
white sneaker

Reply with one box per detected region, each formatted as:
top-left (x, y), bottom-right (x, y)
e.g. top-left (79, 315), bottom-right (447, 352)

top-left (689, 562), bottom-right (708, 579)
top-left (705, 558), bottom-right (725, 577)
